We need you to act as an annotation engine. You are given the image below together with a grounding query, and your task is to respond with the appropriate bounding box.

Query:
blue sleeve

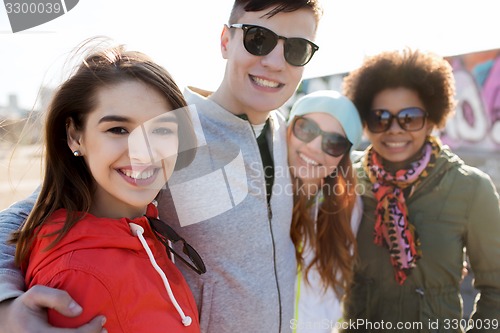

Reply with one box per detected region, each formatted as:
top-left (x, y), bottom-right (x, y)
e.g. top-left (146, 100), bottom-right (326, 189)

top-left (0, 189), bottom-right (38, 302)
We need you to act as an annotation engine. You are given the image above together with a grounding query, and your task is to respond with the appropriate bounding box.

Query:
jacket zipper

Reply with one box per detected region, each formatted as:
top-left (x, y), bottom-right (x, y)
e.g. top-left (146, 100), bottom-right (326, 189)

top-left (242, 115), bottom-right (283, 332)
top-left (267, 202), bottom-right (283, 332)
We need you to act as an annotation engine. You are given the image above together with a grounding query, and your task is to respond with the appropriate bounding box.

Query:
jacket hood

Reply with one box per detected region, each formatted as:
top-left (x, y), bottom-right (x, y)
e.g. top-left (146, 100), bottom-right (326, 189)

top-left (26, 202), bottom-right (194, 327)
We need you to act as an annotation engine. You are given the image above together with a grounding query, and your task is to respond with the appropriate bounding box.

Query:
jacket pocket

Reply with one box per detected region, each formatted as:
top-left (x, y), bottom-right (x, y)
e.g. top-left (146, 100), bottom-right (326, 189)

top-left (418, 287), bottom-right (463, 333)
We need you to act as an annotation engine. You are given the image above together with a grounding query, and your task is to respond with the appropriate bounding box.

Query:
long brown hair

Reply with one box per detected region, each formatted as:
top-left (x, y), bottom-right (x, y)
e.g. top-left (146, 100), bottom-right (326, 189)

top-left (11, 39), bottom-right (196, 267)
top-left (288, 127), bottom-right (358, 297)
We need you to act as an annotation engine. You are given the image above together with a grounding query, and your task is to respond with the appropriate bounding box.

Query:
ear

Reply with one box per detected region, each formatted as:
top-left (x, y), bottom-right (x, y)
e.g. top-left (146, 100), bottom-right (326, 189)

top-left (66, 118), bottom-right (83, 155)
top-left (220, 25), bottom-right (231, 60)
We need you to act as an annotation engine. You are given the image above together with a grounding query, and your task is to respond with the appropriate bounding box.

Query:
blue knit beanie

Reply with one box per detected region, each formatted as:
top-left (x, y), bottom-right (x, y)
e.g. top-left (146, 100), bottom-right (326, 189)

top-left (288, 90), bottom-right (363, 150)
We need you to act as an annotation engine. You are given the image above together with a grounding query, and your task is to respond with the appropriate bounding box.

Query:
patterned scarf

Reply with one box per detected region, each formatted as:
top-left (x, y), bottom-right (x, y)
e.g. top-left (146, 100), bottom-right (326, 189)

top-left (363, 136), bottom-right (441, 284)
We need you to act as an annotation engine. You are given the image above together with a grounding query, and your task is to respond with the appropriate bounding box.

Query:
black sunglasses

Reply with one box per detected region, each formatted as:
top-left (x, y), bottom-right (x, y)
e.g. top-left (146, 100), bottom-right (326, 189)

top-left (292, 116), bottom-right (352, 157)
top-left (367, 107), bottom-right (428, 133)
top-left (229, 24), bottom-right (319, 66)
top-left (148, 217), bottom-right (207, 275)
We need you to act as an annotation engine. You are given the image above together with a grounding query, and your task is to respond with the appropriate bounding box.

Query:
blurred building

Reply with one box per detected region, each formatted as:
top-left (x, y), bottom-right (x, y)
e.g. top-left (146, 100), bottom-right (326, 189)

top-left (0, 86), bottom-right (54, 146)
top-left (0, 94), bottom-right (26, 119)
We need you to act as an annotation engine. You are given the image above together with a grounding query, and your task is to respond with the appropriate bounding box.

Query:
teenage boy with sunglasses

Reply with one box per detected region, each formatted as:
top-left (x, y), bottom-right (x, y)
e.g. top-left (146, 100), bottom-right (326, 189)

top-left (0, 1), bottom-right (323, 332)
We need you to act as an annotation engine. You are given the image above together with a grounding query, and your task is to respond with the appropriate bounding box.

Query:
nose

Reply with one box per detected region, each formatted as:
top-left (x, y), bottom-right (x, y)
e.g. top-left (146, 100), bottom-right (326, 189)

top-left (128, 125), bottom-right (155, 164)
top-left (260, 40), bottom-right (287, 70)
top-left (386, 116), bottom-right (405, 133)
top-left (307, 134), bottom-right (323, 154)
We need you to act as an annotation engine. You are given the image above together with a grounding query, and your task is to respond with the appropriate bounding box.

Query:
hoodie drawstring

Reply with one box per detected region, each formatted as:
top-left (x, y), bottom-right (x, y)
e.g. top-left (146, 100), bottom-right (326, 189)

top-left (129, 223), bottom-right (192, 327)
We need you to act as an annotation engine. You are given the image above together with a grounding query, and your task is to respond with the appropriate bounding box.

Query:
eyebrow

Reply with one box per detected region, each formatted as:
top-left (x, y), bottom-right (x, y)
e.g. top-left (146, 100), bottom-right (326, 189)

top-left (97, 114), bottom-right (177, 124)
top-left (151, 115), bottom-right (178, 123)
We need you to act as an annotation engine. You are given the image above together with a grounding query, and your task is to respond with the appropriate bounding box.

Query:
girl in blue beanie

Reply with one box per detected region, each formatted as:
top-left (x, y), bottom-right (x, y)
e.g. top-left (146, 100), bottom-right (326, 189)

top-left (287, 90), bottom-right (363, 333)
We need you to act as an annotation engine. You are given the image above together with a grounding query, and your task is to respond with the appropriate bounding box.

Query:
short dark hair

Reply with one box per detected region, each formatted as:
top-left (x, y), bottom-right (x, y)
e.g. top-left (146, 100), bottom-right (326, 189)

top-left (229, 0), bottom-right (323, 26)
top-left (342, 48), bottom-right (456, 129)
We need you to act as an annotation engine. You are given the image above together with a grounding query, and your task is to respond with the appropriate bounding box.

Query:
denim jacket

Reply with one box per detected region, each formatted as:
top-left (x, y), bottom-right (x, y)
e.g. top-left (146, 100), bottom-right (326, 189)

top-left (0, 189), bottom-right (38, 301)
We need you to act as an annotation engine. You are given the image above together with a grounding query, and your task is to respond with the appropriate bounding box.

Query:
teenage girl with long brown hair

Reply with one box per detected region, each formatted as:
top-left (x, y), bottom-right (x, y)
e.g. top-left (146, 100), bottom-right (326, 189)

top-left (287, 90), bottom-right (363, 332)
top-left (9, 39), bottom-right (203, 333)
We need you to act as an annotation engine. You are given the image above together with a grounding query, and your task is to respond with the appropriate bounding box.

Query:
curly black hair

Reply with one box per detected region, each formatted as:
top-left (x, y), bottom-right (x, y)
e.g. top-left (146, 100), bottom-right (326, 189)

top-left (342, 48), bottom-right (456, 129)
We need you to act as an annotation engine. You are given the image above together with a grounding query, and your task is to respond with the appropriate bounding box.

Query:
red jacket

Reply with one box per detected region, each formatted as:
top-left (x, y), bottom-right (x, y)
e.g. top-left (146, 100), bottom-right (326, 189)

top-left (25, 204), bottom-right (200, 333)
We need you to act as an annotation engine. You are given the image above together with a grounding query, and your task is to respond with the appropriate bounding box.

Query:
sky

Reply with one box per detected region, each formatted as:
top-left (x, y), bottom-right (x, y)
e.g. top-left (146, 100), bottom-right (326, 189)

top-left (0, 0), bottom-right (499, 110)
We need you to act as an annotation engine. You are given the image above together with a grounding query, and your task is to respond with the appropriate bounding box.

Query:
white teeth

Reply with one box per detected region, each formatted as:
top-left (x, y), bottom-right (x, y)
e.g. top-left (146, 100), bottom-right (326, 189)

top-left (299, 153), bottom-right (319, 166)
top-left (252, 76), bottom-right (280, 88)
top-left (122, 169), bottom-right (155, 180)
top-left (386, 142), bottom-right (406, 148)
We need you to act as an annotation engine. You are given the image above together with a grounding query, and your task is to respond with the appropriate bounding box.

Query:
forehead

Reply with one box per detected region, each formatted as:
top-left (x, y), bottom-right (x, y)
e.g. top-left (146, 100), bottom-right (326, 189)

top-left (237, 7), bottom-right (317, 40)
top-left (89, 81), bottom-right (174, 124)
top-left (372, 88), bottom-right (425, 112)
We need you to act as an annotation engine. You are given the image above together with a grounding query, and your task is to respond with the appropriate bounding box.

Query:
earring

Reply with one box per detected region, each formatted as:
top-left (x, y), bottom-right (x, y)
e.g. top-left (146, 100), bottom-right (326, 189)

top-left (73, 150), bottom-right (81, 157)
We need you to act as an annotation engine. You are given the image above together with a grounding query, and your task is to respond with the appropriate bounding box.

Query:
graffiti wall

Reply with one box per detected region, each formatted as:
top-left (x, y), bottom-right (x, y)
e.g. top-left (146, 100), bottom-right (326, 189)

top-left (443, 49), bottom-right (500, 149)
top-left (291, 48), bottom-right (500, 188)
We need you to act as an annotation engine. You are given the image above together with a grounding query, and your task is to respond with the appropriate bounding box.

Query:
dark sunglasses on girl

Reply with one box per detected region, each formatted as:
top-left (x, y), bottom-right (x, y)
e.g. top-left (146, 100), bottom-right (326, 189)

top-left (148, 217), bottom-right (207, 275)
top-left (229, 24), bottom-right (319, 67)
top-left (292, 116), bottom-right (352, 157)
top-left (366, 107), bottom-right (428, 133)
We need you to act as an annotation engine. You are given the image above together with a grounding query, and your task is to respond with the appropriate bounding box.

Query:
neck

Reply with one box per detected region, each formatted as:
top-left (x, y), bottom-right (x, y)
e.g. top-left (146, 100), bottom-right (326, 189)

top-left (90, 200), bottom-right (146, 220)
top-left (209, 88), bottom-right (271, 125)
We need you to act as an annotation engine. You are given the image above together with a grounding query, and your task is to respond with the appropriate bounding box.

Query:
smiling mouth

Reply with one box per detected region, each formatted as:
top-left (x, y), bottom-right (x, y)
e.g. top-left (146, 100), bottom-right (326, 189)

top-left (118, 167), bottom-right (163, 187)
top-left (250, 75), bottom-right (283, 88)
top-left (299, 153), bottom-right (319, 166)
top-left (385, 142), bottom-right (407, 148)
top-left (120, 168), bottom-right (156, 180)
